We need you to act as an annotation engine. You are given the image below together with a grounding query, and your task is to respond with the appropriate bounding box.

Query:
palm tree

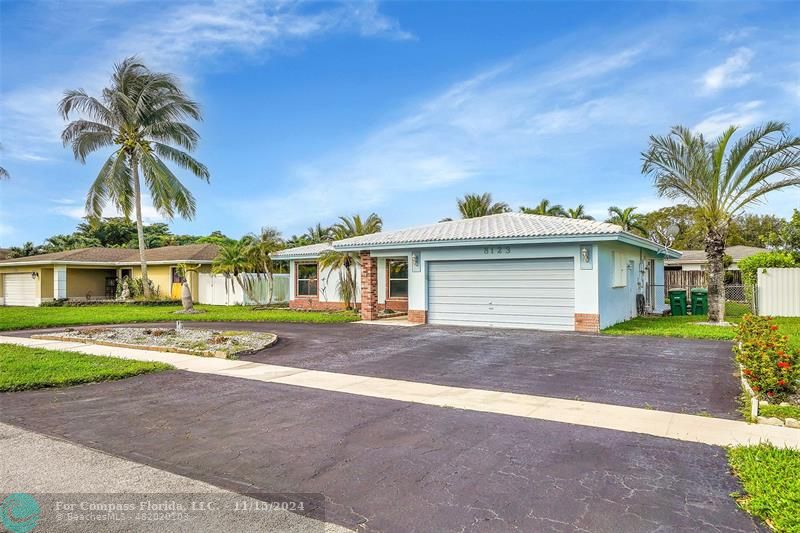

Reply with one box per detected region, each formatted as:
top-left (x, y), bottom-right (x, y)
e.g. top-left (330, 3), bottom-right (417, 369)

top-left (520, 199), bottom-right (566, 217)
top-left (452, 193), bottom-right (510, 219)
top-left (242, 227), bottom-right (284, 304)
top-left (606, 206), bottom-right (647, 235)
top-left (8, 242), bottom-right (43, 258)
top-left (0, 143), bottom-right (8, 179)
top-left (59, 57), bottom-right (209, 298)
top-left (212, 240), bottom-right (256, 301)
top-left (319, 213), bottom-right (383, 309)
top-left (565, 205), bottom-right (594, 220)
top-left (642, 122), bottom-right (800, 323)
top-left (305, 223), bottom-right (333, 243)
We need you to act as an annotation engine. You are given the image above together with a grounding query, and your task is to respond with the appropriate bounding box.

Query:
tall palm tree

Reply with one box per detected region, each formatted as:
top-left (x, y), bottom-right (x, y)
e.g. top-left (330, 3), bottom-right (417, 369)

top-left (0, 143), bottom-right (8, 179)
top-left (243, 226), bottom-right (284, 304)
top-left (319, 213), bottom-right (383, 309)
top-left (212, 240), bottom-right (256, 300)
top-left (453, 193), bottom-right (510, 219)
top-left (520, 199), bottom-right (566, 217)
top-left (565, 205), bottom-right (594, 220)
top-left (642, 122), bottom-right (800, 323)
top-left (606, 206), bottom-right (647, 235)
top-left (59, 57), bottom-right (209, 298)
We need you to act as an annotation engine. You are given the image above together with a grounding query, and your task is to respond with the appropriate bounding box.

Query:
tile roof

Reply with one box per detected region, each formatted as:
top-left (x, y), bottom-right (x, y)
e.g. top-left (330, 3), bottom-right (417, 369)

top-left (271, 242), bottom-right (333, 258)
top-left (0, 244), bottom-right (220, 265)
top-left (333, 212), bottom-right (623, 248)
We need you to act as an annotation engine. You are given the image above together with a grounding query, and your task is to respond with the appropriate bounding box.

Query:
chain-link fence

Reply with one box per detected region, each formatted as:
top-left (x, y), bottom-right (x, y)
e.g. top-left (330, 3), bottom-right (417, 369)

top-left (655, 283), bottom-right (757, 316)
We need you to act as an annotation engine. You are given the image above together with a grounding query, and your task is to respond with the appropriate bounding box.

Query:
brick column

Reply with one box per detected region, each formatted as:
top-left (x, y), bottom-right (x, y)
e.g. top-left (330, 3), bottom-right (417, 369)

top-left (360, 251), bottom-right (378, 321)
top-left (574, 313), bottom-right (600, 332)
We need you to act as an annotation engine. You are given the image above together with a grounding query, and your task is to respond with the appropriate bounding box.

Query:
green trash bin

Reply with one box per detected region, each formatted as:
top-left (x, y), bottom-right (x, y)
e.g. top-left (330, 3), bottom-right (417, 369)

top-left (668, 289), bottom-right (687, 316)
top-left (691, 288), bottom-right (708, 316)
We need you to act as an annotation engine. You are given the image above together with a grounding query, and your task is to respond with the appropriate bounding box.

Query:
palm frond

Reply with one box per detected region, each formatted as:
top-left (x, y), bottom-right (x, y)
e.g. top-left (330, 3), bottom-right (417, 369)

top-left (151, 142), bottom-right (209, 180)
top-left (139, 151), bottom-right (197, 219)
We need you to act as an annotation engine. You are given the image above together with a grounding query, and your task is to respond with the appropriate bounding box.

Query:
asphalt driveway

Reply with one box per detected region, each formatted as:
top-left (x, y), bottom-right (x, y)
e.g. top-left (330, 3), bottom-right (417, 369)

top-left (0, 370), bottom-right (761, 532)
top-left (7, 322), bottom-right (740, 417)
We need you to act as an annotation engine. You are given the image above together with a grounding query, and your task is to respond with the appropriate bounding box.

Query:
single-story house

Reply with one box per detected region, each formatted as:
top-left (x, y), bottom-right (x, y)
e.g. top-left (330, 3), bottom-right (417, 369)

top-left (665, 245), bottom-right (766, 272)
top-left (0, 244), bottom-right (219, 306)
top-left (272, 213), bottom-right (680, 332)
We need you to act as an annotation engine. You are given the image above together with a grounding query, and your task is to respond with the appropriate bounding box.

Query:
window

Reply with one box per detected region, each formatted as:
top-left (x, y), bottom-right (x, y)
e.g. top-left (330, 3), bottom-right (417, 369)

top-left (388, 259), bottom-right (408, 298)
top-left (611, 251), bottom-right (627, 287)
top-left (297, 263), bottom-right (318, 297)
top-left (171, 267), bottom-right (185, 284)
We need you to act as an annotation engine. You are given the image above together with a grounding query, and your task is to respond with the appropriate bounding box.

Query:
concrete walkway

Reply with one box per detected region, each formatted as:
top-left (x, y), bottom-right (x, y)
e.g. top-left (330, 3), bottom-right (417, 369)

top-left (4, 335), bottom-right (800, 449)
top-left (0, 422), bottom-right (349, 532)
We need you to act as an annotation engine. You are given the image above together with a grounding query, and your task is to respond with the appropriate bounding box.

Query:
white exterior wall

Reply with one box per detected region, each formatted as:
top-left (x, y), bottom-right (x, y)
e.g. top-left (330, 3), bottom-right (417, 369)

top-left (597, 242), bottom-right (666, 329)
top-left (288, 260), bottom-right (361, 304)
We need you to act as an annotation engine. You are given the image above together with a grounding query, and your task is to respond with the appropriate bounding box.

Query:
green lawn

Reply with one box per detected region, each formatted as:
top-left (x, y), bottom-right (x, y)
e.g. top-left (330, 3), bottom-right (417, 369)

top-left (0, 304), bottom-right (360, 331)
top-left (602, 303), bottom-right (800, 348)
top-left (0, 344), bottom-right (173, 392)
top-left (728, 444), bottom-right (800, 532)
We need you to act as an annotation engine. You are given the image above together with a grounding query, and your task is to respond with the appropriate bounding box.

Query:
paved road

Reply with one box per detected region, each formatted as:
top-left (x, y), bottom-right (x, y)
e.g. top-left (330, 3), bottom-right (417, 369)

top-left (10, 321), bottom-right (739, 417)
top-left (0, 370), bottom-right (762, 532)
top-left (0, 422), bottom-right (347, 532)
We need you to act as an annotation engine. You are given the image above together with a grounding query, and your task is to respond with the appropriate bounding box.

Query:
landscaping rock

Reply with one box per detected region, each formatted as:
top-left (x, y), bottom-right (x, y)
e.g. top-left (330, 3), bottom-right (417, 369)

top-left (785, 418), bottom-right (800, 429)
top-left (50, 327), bottom-right (277, 358)
top-left (757, 416), bottom-right (785, 427)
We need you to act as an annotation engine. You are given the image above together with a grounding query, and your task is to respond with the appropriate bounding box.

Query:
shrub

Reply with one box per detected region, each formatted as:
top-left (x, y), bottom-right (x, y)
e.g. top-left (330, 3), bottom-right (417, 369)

top-left (41, 299), bottom-right (180, 308)
top-left (734, 314), bottom-right (800, 402)
top-left (115, 275), bottom-right (160, 299)
top-left (738, 251), bottom-right (799, 288)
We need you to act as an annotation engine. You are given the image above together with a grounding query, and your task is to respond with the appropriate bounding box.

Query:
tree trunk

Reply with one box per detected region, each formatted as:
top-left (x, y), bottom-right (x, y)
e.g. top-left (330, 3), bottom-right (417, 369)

top-left (705, 227), bottom-right (726, 323)
top-left (131, 154), bottom-right (151, 299)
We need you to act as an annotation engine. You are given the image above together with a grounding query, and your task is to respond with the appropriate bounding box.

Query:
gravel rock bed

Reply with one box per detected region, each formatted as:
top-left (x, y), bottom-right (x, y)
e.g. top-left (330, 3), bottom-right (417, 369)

top-left (58, 327), bottom-right (277, 358)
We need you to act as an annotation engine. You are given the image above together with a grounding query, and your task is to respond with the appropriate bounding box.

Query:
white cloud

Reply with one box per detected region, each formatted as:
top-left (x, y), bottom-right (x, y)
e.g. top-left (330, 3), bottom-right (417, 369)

top-left (0, 0), bottom-right (411, 162)
top-left (692, 100), bottom-right (763, 137)
top-left (233, 44), bottom-right (655, 227)
top-left (720, 27), bottom-right (756, 43)
top-left (700, 47), bottom-right (754, 93)
top-left (51, 196), bottom-right (166, 224)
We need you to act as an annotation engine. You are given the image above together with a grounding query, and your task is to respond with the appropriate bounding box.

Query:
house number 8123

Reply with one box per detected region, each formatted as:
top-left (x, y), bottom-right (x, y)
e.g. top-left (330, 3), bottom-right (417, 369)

top-left (484, 246), bottom-right (511, 254)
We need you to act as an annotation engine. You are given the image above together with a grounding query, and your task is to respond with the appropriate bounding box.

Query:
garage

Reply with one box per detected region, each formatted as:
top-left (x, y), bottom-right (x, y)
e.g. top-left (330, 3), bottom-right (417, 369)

top-left (427, 258), bottom-right (575, 330)
top-left (3, 273), bottom-right (38, 306)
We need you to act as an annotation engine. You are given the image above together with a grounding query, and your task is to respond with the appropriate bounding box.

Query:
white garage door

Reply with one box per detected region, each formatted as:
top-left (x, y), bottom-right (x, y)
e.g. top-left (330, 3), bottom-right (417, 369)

top-left (427, 258), bottom-right (575, 330)
top-left (3, 273), bottom-right (38, 306)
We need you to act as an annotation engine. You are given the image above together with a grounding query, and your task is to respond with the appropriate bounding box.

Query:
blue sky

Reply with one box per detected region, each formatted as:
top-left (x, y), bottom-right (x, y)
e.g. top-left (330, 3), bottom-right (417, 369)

top-left (1, 0), bottom-right (799, 247)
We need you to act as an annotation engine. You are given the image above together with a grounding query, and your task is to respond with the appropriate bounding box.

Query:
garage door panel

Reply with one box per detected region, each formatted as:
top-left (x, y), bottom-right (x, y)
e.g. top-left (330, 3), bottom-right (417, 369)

top-left (428, 304), bottom-right (574, 317)
top-left (428, 259), bottom-right (572, 272)
top-left (428, 286), bottom-right (574, 298)
top-left (427, 258), bottom-right (575, 330)
top-left (428, 273), bottom-right (574, 284)
top-left (427, 314), bottom-right (574, 329)
top-left (4, 273), bottom-right (38, 306)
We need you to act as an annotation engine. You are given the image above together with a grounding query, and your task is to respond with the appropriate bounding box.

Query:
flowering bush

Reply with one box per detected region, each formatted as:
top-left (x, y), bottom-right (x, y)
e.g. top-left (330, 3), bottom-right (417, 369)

top-left (734, 314), bottom-right (800, 402)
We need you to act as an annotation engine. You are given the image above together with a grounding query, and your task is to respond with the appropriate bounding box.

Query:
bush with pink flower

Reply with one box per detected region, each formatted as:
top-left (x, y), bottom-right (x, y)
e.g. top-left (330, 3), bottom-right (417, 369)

top-left (734, 315), bottom-right (800, 402)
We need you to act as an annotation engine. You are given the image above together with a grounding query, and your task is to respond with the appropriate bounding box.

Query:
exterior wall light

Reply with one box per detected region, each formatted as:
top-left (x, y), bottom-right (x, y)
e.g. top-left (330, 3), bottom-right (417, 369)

top-left (579, 245), bottom-right (593, 270)
top-left (31, 272), bottom-right (39, 280)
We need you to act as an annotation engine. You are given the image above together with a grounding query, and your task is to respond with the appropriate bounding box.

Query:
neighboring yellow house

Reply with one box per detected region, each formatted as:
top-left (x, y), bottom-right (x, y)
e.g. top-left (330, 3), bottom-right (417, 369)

top-left (0, 244), bottom-right (218, 306)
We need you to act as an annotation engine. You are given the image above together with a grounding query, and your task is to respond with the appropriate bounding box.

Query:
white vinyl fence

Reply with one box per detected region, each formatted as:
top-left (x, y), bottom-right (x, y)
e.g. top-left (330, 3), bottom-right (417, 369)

top-left (198, 273), bottom-right (289, 306)
top-left (757, 268), bottom-right (800, 317)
